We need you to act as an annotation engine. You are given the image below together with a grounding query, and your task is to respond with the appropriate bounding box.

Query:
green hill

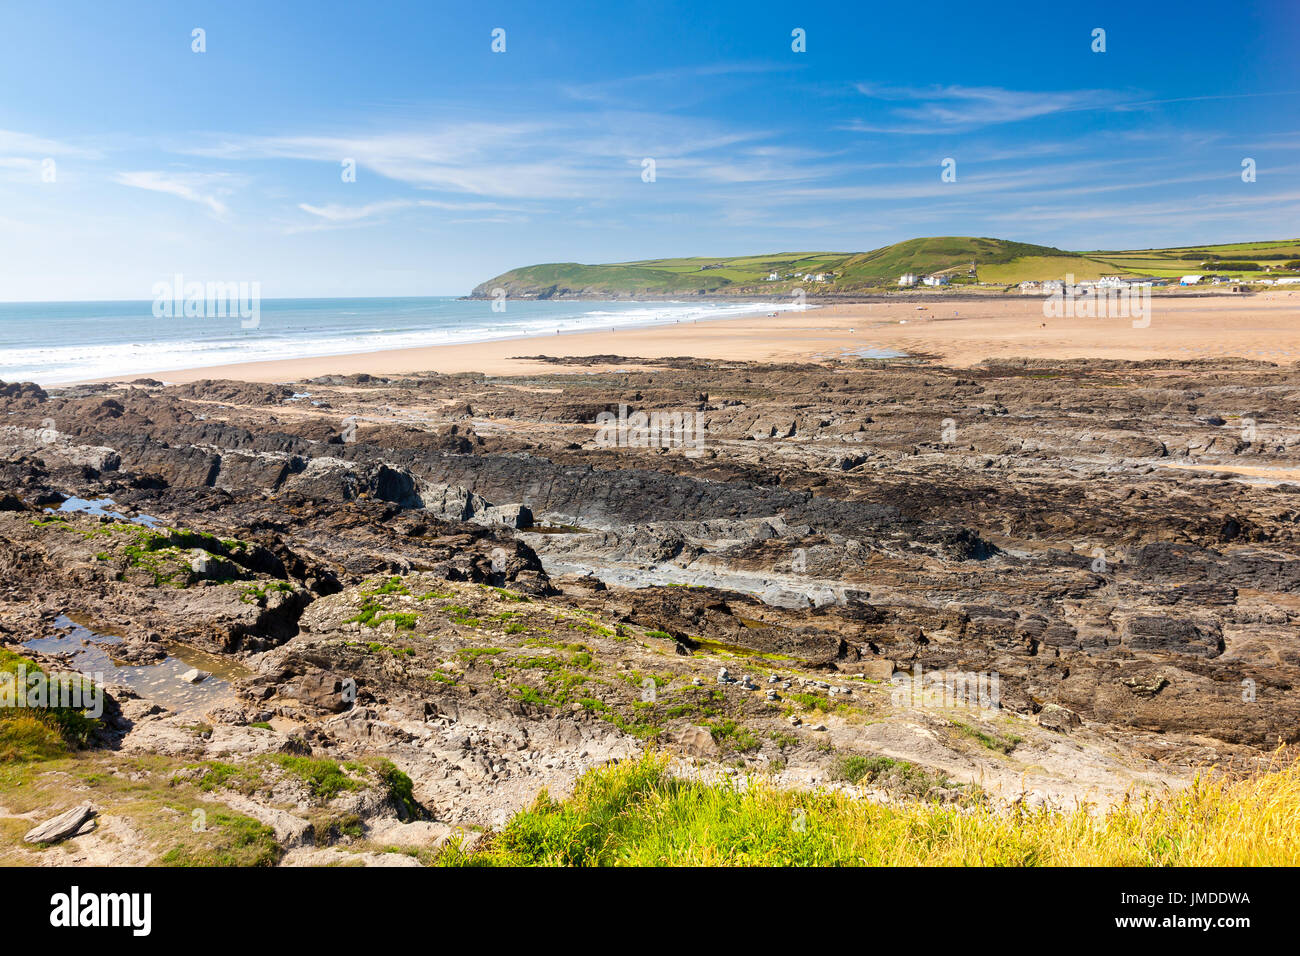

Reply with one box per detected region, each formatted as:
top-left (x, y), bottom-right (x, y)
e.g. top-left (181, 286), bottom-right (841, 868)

top-left (470, 236), bottom-right (1300, 297)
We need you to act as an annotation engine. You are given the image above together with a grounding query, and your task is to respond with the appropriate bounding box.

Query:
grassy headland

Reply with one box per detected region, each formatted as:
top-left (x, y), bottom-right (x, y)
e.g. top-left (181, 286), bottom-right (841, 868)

top-left (472, 236), bottom-right (1300, 298)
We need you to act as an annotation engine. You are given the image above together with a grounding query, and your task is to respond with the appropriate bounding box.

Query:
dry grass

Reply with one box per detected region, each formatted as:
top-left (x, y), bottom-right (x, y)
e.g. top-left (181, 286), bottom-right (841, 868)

top-left (446, 751), bottom-right (1300, 866)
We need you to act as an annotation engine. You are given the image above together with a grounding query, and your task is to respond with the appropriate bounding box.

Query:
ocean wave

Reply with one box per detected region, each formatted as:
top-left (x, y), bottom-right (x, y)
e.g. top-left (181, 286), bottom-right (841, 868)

top-left (0, 297), bottom-right (797, 384)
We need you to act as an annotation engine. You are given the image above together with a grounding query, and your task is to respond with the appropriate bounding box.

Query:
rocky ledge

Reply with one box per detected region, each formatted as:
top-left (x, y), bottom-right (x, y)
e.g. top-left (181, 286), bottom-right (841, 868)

top-left (1, 356), bottom-right (1296, 864)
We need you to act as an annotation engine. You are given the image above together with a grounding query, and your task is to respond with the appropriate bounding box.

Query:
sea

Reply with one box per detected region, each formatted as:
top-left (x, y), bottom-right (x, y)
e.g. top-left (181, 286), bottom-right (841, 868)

top-left (0, 296), bottom-right (789, 386)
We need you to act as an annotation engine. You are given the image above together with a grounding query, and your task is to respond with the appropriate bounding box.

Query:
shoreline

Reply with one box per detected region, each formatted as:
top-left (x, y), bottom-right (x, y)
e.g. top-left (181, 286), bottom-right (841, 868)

top-left (73, 290), bottom-right (1300, 386)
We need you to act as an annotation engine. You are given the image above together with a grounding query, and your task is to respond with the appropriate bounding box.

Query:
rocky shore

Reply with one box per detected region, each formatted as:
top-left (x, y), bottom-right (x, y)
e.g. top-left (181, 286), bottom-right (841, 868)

top-left (2, 355), bottom-right (1297, 864)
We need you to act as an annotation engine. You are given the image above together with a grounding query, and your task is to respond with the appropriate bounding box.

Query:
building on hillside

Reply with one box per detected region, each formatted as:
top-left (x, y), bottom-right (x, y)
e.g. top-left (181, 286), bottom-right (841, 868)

top-left (1018, 280), bottom-right (1042, 293)
top-left (766, 271), bottom-right (780, 281)
top-left (1276, 277), bottom-right (1300, 285)
top-left (1041, 279), bottom-right (1064, 294)
top-left (1180, 275), bottom-right (1204, 286)
top-left (898, 273), bottom-right (918, 287)
top-left (921, 274), bottom-right (950, 286)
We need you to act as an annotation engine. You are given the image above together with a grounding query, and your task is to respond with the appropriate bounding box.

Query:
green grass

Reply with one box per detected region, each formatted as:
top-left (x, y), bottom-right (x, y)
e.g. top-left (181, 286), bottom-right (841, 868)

top-left (832, 755), bottom-right (954, 797)
top-left (346, 599), bottom-right (419, 630)
top-left (364, 576), bottom-right (410, 596)
top-left (949, 720), bottom-right (1022, 755)
top-left (373, 759), bottom-right (421, 820)
top-left (159, 811), bottom-right (282, 866)
top-left (240, 580), bottom-right (294, 604)
top-left (443, 751), bottom-right (1300, 866)
top-left (183, 760), bottom-right (264, 794)
top-left (457, 646), bottom-right (505, 662)
top-left (0, 714), bottom-right (67, 762)
top-left (0, 649), bottom-right (100, 760)
top-left (271, 755), bottom-right (361, 802)
top-left (707, 719), bottom-right (761, 754)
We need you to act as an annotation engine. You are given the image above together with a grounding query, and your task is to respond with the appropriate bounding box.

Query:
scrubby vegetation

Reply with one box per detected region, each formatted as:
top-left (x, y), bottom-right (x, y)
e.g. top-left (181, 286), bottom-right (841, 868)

top-left (0, 649), bottom-right (99, 761)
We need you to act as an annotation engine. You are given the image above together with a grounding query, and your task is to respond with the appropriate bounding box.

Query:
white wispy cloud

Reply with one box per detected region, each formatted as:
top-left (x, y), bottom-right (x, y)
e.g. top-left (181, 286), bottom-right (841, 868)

top-left (174, 112), bottom-right (783, 200)
top-left (0, 128), bottom-right (102, 184)
top-left (112, 170), bottom-right (236, 217)
top-left (561, 61), bottom-right (800, 105)
top-left (293, 198), bottom-right (529, 231)
top-left (297, 199), bottom-right (415, 222)
top-left (848, 83), bottom-right (1128, 133)
top-left (987, 188), bottom-right (1300, 229)
top-left (0, 129), bottom-right (101, 158)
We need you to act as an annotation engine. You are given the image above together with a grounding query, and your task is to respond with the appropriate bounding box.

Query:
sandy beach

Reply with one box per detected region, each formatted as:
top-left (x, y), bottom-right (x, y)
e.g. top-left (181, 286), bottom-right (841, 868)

top-left (96, 291), bottom-right (1300, 385)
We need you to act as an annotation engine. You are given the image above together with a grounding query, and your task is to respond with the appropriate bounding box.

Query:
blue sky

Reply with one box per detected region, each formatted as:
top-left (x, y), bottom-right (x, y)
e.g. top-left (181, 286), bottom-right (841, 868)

top-left (1, 0), bottom-right (1297, 299)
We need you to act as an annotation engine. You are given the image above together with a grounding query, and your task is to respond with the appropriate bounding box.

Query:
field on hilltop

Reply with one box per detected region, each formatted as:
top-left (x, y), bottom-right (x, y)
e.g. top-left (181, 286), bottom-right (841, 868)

top-left (472, 236), bottom-right (1300, 298)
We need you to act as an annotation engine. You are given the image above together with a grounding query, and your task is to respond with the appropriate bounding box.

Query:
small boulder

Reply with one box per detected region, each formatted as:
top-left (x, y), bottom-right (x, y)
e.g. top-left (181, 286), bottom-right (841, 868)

top-left (475, 503), bottom-right (534, 529)
top-left (675, 726), bottom-right (718, 759)
top-left (862, 659), bottom-right (895, 681)
top-left (24, 804), bottom-right (96, 844)
top-left (1037, 703), bottom-right (1083, 733)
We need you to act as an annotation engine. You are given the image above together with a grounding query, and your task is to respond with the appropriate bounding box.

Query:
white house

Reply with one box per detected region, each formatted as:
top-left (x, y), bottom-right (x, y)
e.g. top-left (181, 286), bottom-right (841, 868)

top-left (898, 273), bottom-right (918, 287)
top-left (766, 271), bottom-right (780, 281)
top-left (921, 274), bottom-right (950, 286)
top-left (1180, 275), bottom-right (1204, 286)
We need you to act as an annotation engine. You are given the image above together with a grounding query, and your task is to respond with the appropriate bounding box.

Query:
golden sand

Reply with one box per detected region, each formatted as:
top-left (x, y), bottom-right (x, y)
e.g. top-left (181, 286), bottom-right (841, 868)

top-left (95, 291), bottom-right (1300, 385)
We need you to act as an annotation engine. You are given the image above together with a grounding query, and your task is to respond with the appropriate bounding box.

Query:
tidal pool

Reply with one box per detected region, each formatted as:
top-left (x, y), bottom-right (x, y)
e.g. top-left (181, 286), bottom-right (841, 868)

top-left (22, 615), bottom-right (247, 717)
